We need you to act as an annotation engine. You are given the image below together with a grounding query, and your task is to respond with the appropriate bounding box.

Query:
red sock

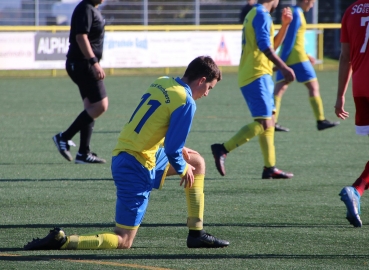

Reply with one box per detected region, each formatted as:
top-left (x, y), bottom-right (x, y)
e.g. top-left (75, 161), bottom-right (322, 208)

top-left (353, 161), bottom-right (369, 196)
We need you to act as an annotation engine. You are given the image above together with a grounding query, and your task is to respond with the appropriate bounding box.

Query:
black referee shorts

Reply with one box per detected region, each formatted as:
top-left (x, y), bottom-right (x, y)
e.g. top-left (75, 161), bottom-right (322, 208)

top-left (66, 59), bottom-right (107, 103)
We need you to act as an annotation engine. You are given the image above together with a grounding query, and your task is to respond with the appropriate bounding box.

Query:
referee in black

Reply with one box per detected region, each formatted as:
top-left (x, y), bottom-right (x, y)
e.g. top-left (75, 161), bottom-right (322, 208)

top-left (53, 0), bottom-right (107, 164)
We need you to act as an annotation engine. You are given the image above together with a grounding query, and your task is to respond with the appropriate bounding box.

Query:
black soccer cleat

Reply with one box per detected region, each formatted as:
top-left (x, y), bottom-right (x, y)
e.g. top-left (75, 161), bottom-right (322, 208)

top-left (317, 119), bottom-right (340, 131)
top-left (24, 227), bottom-right (67, 250)
top-left (211, 144), bottom-right (228, 176)
top-left (262, 166), bottom-right (294, 179)
top-left (53, 133), bottom-right (73, 161)
top-left (187, 232), bottom-right (229, 248)
top-left (275, 123), bottom-right (290, 132)
top-left (75, 152), bottom-right (106, 164)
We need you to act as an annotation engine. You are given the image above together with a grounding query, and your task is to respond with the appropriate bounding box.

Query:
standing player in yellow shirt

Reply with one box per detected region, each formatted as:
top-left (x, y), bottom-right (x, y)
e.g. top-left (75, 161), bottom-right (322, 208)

top-left (211, 0), bottom-right (296, 179)
top-left (273, 0), bottom-right (339, 132)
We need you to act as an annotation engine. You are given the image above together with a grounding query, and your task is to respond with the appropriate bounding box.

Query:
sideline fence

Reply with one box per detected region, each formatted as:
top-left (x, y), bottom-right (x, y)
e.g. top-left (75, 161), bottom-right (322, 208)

top-left (0, 23), bottom-right (341, 76)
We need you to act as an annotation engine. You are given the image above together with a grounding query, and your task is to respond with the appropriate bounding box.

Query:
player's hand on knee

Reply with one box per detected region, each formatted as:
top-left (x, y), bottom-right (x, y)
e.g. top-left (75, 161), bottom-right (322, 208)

top-left (180, 165), bottom-right (195, 188)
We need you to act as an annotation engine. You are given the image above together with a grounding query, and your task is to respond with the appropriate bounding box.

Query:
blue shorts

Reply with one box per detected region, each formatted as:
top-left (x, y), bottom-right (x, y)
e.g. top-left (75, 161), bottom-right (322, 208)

top-left (240, 74), bottom-right (275, 119)
top-left (276, 61), bottom-right (317, 83)
top-left (111, 148), bottom-right (169, 228)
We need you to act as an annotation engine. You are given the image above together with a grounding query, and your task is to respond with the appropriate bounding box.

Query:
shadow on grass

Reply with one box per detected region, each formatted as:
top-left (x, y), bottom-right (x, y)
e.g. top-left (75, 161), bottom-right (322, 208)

top-left (0, 177), bottom-right (250, 182)
top-left (0, 177), bottom-right (186, 182)
top-left (0, 163), bottom-right (76, 166)
top-left (190, 129), bottom-right (242, 132)
top-left (0, 223), bottom-right (115, 229)
top-left (0, 222), bottom-right (354, 230)
top-left (0, 178), bottom-right (113, 182)
top-left (0, 253), bottom-right (368, 261)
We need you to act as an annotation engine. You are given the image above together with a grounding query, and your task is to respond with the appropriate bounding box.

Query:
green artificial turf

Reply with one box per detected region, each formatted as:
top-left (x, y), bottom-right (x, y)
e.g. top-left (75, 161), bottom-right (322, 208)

top-left (1, 70), bottom-right (368, 269)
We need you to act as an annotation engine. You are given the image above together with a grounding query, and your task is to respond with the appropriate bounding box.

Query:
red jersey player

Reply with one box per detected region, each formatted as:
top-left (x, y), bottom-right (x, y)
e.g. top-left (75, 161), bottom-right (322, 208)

top-left (335, 0), bottom-right (369, 227)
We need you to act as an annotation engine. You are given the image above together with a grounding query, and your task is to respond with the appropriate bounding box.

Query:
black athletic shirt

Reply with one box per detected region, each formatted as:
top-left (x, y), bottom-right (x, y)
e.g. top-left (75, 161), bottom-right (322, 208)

top-left (67, 0), bottom-right (105, 60)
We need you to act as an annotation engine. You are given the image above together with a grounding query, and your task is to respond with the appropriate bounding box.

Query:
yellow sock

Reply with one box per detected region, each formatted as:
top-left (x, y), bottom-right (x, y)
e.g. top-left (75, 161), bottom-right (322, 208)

top-left (258, 126), bottom-right (276, 168)
top-left (224, 122), bottom-right (264, 152)
top-left (274, 95), bottom-right (282, 123)
top-left (309, 96), bottom-right (325, 121)
top-left (185, 174), bottom-right (204, 231)
top-left (61, 232), bottom-right (119, 250)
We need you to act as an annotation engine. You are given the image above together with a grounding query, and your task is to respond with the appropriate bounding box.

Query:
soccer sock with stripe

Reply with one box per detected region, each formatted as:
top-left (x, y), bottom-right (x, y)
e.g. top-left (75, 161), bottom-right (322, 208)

top-left (258, 126), bottom-right (276, 168)
top-left (223, 121), bottom-right (264, 152)
top-left (60, 232), bottom-right (119, 250)
top-left (185, 174), bottom-right (205, 233)
top-left (309, 96), bottom-right (325, 121)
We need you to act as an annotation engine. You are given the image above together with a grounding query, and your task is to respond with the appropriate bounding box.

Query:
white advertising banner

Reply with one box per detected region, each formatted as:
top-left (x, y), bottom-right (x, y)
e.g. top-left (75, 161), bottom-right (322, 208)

top-left (0, 32), bottom-right (68, 69)
top-left (0, 30), bottom-right (316, 70)
top-left (0, 33), bottom-right (35, 69)
top-left (101, 31), bottom-right (241, 68)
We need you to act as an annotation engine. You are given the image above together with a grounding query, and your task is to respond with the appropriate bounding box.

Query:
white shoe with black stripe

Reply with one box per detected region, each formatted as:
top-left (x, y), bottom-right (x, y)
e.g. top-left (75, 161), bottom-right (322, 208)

top-left (75, 152), bottom-right (106, 164)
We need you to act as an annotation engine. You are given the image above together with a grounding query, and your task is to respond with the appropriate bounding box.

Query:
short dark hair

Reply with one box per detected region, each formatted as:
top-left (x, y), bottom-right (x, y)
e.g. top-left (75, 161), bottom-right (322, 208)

top-left (183, 56), bottom-right (222, 83)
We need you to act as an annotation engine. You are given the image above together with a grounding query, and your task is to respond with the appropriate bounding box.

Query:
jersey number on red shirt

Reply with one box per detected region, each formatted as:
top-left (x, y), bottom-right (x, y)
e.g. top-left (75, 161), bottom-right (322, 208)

top-left (360, 16), bottom-right (369, 53)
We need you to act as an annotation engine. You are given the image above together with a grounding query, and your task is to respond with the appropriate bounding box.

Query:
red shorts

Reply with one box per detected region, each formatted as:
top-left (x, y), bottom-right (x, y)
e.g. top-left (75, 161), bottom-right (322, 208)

top-left (354, 97), bottom-right (369, 135)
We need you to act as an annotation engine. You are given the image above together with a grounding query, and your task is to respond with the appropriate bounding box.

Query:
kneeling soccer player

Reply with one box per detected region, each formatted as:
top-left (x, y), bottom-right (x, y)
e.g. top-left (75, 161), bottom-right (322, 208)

top-left (24, 56), bottom-right (229, 250)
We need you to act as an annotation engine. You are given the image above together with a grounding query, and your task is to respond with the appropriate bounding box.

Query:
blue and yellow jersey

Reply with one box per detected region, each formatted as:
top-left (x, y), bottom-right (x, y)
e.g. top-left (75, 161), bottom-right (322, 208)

top-left (238, 4), bottom-right (274, 88)
top-left (279, 6), bottom-right (309, 65)
top-left (112, 76), bottom-right (195, 176)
